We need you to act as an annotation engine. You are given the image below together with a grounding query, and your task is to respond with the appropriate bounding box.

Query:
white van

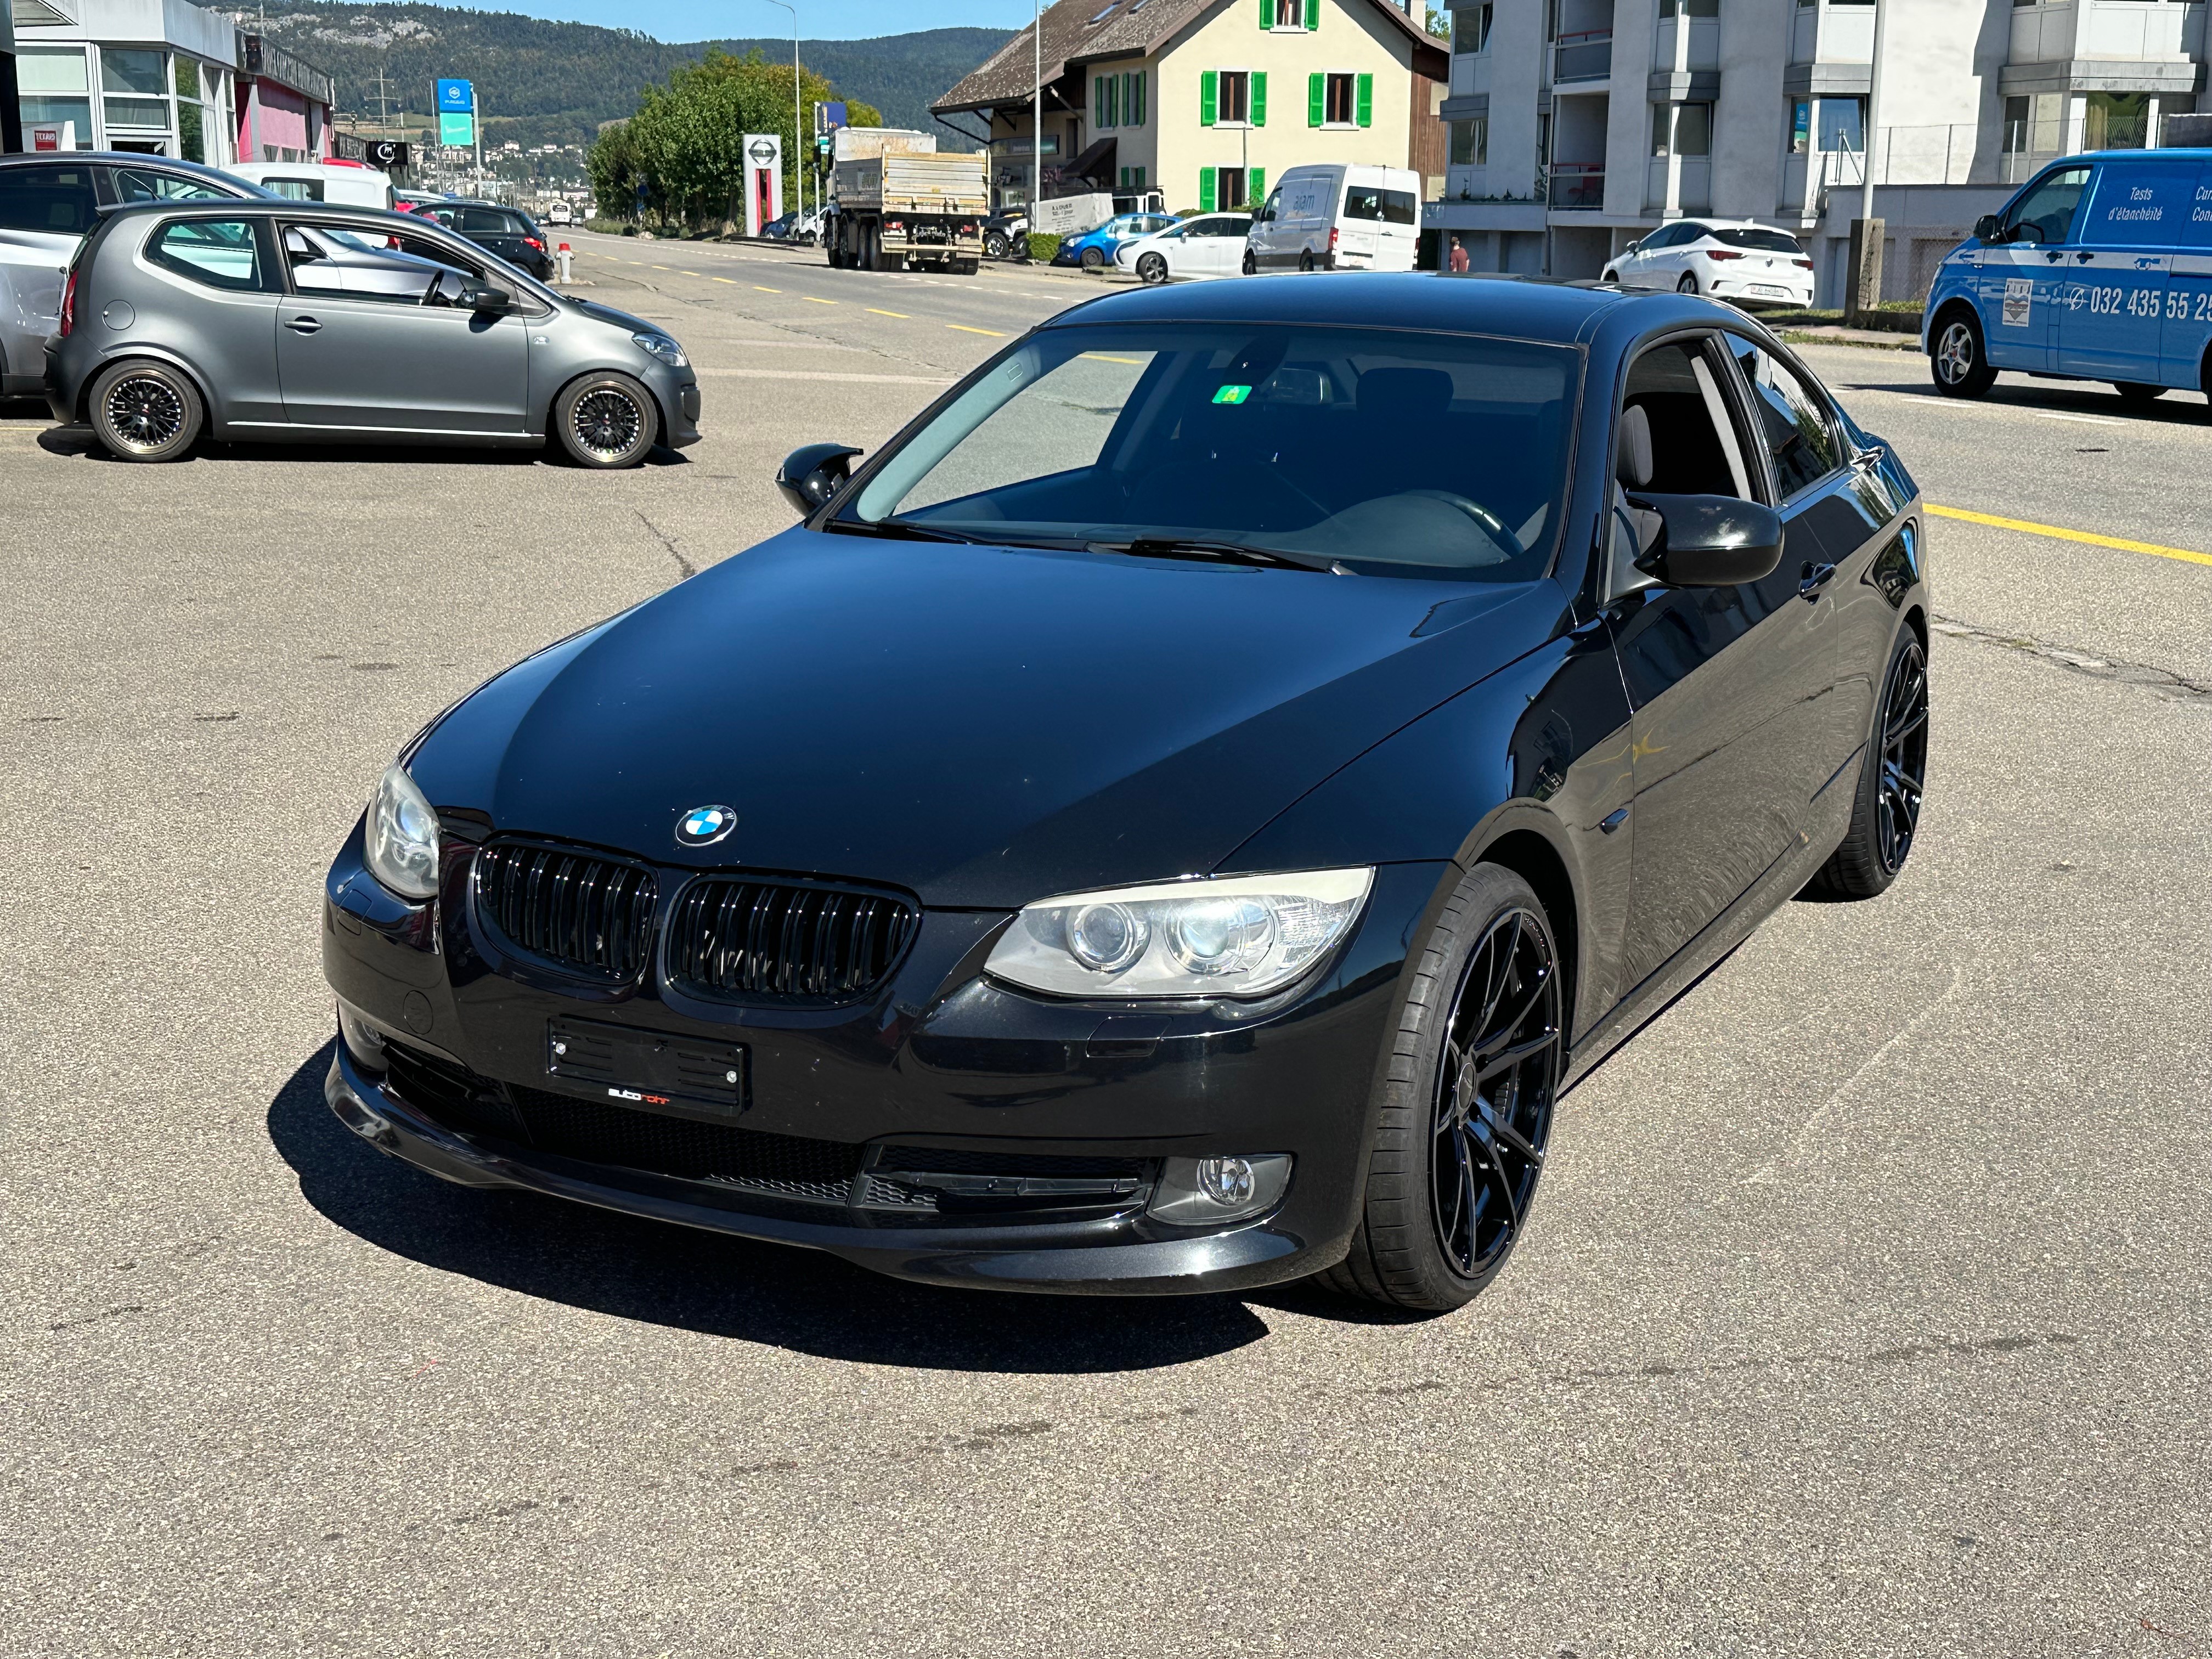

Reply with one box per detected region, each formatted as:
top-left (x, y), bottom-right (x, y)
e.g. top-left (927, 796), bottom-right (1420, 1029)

top-left (227, 161), bottom-right (396, 212)
top-left (1244, 164), bottom-right (1421, 274)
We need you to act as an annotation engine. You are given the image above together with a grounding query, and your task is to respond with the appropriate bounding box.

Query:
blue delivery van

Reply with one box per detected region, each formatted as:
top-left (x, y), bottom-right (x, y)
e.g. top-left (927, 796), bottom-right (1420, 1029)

top-left (1923, 148), bottom-right (2212, 406)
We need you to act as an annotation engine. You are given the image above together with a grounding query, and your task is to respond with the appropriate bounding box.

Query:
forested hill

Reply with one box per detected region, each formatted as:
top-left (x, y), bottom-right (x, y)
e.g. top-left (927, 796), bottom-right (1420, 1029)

top-left (191, 3), bottom-right (1012, 150)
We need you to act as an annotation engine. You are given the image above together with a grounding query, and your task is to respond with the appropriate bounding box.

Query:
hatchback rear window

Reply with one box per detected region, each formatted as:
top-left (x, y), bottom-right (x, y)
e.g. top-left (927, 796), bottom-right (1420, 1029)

top-left (459, 207), bottom-right (519, 234)
top-left (1711, 227), bottom-right (1803, 254)
top-left (1343, 187), bottom-right (1418, 225)
top-left (0, 164), bottom-right (98, 234)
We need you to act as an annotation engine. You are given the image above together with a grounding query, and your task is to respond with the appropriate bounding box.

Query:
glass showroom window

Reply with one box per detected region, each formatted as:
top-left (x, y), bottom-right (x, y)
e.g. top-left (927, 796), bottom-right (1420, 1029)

top-left (18, 47), bottom-right (94, 149)
top-left (174, 59), bottom-right (215, 163)
top-left (101, 48), bottom-right (175, 154)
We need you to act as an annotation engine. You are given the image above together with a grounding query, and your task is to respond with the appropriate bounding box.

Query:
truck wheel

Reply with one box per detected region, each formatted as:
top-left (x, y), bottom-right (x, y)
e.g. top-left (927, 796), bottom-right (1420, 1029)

top-left (952, 257), bottom-right (979, 275)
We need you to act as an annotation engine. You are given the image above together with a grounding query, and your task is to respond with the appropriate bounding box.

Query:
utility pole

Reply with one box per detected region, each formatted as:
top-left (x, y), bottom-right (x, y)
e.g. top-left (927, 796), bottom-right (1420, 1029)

top-left (1031, 0), bottom-right (1042, 257)
top-left (759, 1), bottom-right (801, 216)
top-left (1848, 0), bottom-right (1887, 322)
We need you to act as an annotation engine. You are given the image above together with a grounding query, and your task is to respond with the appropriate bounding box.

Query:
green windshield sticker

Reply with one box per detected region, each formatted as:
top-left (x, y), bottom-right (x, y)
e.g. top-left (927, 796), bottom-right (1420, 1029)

top-left (1212, 384), bottom-right (1252, 405)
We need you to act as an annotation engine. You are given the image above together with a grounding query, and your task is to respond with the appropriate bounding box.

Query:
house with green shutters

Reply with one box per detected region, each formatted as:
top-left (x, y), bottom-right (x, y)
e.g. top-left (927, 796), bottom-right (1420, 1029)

top-left (934, 0), bottom-right (1448, 216)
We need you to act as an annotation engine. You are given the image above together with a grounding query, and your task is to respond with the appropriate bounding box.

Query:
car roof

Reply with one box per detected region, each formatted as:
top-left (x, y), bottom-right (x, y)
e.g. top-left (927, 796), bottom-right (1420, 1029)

top-left (0, 150), bottom-right (254, 182)
top-left (1053, 270), bottom-right (1629, 339)
top-left (2037, 146), bottom-right (2212, 168)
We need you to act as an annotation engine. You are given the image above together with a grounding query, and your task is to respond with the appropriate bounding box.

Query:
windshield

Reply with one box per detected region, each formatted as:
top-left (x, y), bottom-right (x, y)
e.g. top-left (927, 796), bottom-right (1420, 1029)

top-left (842, 323), bottom-right (1578, 580)
top-left (1711, 226), bottom-right (1802, 253)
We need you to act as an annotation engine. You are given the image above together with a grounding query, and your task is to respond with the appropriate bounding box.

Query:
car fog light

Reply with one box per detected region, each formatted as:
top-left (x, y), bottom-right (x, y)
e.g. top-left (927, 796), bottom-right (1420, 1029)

top-left (1147, 1153), bottom-right (1293, 1224)
top-left (336, 1001), bottom-right (391, 1073)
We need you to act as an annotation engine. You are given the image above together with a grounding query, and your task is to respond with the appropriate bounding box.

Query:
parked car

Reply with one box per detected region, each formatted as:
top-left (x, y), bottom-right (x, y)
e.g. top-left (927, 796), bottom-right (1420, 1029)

top-left (1925, 147), bottom-right (2212, 406)
top-left (982, 211), bottom-right (1026, 260)
top-left (1112, 212), bottom-right (1251, 283)
top-left (47, 200), bottom-right (699, 467)
top-left (0, 151), bottom-right (268, 397)
top-left (1053, 211), bottom-right (1180, 269)
top-left (318, 273), bottom-right (1927, 1314)
top-left (1602, 219), bottom-right (1815, 307)
top-left (394, 189), bottom-right (447, 213)
top-left (228, 160), bottom-right (397, 212)
top-left (404, 199), bottom-right (555, 279)
top-left (1245, 164), bottom-right (1421, 274)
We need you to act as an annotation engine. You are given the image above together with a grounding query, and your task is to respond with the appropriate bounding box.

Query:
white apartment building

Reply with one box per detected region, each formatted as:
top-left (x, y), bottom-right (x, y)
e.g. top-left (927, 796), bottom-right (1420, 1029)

top-left (1427, 0), bottom-right (2208, 304)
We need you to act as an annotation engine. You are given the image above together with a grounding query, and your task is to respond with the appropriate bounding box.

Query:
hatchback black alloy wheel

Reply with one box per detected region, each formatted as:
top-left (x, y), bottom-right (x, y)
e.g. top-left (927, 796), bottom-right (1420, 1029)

top-left (572, 387), bottom-right (643, 458)
top-left (1874, 635), bottom-right (1929, 877)
top-left (1430, 906), bottom-right (1563, 1280)
top-left (106, 375), bottom-right (185, 451)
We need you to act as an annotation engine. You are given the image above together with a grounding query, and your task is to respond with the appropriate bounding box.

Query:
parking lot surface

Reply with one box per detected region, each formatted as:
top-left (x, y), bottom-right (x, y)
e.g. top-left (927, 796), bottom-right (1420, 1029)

top-left (4, 240), bottom-right (2208, 1657)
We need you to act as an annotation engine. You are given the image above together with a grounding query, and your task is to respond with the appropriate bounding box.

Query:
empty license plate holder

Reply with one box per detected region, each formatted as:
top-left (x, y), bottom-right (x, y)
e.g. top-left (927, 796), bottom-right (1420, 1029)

top-left (546, 1017), bottom-right (748, 1117)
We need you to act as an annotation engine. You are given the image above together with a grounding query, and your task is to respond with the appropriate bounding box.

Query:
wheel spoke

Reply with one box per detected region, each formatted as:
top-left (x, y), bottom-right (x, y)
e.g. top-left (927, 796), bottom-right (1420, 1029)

top-left (1480, 969), bottom-right (1550, 1051)
top-left (1492, 1116), bottom-right (1544, 1166)
top-left (1475, 1030), bottom-right (1559, 1082)
top-left (1472, 913), bottom-right (1521, 1035)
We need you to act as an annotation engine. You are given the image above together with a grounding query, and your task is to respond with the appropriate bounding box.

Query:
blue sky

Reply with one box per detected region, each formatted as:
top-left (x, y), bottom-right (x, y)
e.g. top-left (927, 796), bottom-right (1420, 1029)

top-left (490, 0), bottom-right (1035, 42)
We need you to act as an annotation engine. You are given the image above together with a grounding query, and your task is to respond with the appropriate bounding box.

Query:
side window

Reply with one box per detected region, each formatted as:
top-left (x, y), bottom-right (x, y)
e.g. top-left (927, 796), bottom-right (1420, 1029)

top-left (283, 225), bottom-right (345, 292)
top-left (261, 177), bottom-right (325, 202)
top-left (111, 168), bottom-right (232, 204)
top-left (1728, 338), bottom-right (1843, 498)
top-left (149, 219), bottom-right (267, 292)
top-left (1610, 337), bottom-right (1757, 595)
top-left (2002, 166), bottom-right (2091, 245)
top-left (0, 163), bottom-right (99, 234)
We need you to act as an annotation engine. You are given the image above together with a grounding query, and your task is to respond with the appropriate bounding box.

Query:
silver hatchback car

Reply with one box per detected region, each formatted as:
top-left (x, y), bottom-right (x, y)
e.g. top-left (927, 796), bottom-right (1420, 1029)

top-left (48, 200), bottom-right (700, 466)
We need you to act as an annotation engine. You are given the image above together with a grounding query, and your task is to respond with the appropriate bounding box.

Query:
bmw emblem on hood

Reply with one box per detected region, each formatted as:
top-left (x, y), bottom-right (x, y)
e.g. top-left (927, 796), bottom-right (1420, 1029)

top-left (675, 804), bottom-right (737, 848)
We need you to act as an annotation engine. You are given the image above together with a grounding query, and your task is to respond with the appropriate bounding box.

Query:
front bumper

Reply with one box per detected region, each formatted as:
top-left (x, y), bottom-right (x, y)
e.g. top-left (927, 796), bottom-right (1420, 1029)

top-left (321, 826), bottom-right (1448, 1295)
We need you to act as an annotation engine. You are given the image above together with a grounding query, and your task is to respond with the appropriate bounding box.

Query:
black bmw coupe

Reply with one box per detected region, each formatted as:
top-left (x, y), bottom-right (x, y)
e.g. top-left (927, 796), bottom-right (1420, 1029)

top-left (323, 274), bottom-right (1929, 1313)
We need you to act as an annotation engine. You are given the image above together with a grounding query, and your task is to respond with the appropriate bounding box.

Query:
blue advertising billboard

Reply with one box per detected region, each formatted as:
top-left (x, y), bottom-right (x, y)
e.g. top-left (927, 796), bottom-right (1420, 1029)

top-left (436, 78), bottom-right (475, 113)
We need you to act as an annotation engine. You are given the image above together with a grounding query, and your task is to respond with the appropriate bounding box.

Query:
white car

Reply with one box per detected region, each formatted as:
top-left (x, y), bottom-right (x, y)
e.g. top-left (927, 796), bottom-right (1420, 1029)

top-left (1113, 213), bottom-right (1252, 284)
top-left (227, 160), bottom-right (397, 212)
top-left (1602, 218), bottom-right (1814, 307)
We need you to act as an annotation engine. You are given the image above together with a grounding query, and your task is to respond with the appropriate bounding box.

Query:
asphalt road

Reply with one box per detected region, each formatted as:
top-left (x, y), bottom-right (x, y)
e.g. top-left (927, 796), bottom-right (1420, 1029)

top-left (4, 239), bottom-right (2207, 1658)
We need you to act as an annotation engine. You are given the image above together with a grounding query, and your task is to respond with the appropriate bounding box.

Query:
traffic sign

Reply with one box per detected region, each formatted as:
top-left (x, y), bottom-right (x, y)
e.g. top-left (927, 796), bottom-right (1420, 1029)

top-left (436, 78), bottom-right (475, 112)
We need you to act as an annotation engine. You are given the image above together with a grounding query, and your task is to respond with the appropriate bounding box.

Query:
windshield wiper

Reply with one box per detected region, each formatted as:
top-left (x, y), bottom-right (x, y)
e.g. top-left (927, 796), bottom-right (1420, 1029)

top-left (827, 516), bottom-right (980, 544)
top-left (1092, 537), bottom-right (1341, 573)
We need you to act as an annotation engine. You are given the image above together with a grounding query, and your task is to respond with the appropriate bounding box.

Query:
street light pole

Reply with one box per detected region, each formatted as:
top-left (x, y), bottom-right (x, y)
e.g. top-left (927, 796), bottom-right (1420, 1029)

top-left (759, 0), bottom-right (801, 217)
top-left (1032, 0), bottom-right (1042, 256)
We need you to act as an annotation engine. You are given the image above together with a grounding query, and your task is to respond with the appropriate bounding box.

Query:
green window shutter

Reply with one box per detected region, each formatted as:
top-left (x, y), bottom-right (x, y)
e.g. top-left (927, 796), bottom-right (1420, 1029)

top-left (1249, 167), bottom-right (1265, 202)
top-left (1356, 71), bottom-right (1373, 128)
top-left (1133, 71), bottom-right (1146, 127)
top-left (1199, 166), bottom-right (1217, 212)
top-left (1252, 71), bottom-right (1267, 127)
top-left (1201, 70), bottom-right (1217, 127)
top-left (1094, 76), bottom-right (1106, 126)
top-left (1308, 72), bottom-right (1324, 127)
top-left (1259, 0), bottom-right (1271, 26)
top-left (1305, 0), bottom-right (1319, 30)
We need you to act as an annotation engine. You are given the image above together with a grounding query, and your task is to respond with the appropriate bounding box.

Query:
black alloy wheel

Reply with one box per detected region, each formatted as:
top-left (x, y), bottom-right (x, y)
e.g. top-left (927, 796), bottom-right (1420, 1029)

top-left (89, 359), bottom-right (203, 463)
top-left (552, 372), bottom-right (659, 469)
top-left (1811, 627), bottom-right (1930, 899)
top-left (1319, 862), bottom-right (1565, 1313)
top-left (1138, 251), bottom-right (1169, 284)
top-left (1931, 310), bottom-right (1996, 398)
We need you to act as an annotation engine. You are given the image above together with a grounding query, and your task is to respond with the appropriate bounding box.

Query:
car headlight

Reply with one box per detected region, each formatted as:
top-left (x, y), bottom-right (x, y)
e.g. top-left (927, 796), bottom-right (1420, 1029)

top-left (631, 331), bottom-right (687, 368)
top-left (364, 762), bottom-right (441, 900)
top-left (985, 868), bottom-right (1373, 1000)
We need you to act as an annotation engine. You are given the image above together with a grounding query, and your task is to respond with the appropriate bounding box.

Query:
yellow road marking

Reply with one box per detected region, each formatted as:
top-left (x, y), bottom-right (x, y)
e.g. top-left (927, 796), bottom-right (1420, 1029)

top-left (650, 264), bottom-right (670, 270)
top-left (754, 285), bottom-right (781, 292)
top-left (804, 296), bottom-right (837, 305)
top-left (1927, 504), bottom-right (2212, 569)
top-left (948, 324), bottom-right (1006, 336)
top-left (712, 276), bottom-right (737, 283)
top-left (866, 307), bottom-right (909, 318)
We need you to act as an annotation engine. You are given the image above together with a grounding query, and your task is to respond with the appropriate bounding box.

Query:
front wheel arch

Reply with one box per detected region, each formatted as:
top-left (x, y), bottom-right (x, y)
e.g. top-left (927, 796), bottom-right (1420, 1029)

top-left (1460, 827), bottom-right (1582, 1051)
top-left (543, 367), bottom-right (670, 453)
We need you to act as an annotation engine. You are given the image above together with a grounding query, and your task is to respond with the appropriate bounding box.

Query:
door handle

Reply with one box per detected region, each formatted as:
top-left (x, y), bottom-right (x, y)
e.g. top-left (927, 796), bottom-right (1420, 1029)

top-left (1798, 561), bottom-right (1838, 602)
top-left (2044, 250), bottom-right (2064, 263)
top-left (285, 315), bottom-right (321, 334)
top-left (2074, 250), bottom-right (2094, 263)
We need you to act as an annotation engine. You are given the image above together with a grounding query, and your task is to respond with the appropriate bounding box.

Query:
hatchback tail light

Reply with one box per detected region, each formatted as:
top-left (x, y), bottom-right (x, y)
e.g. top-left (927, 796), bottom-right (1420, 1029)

top-left (58, 266), bottom-right (79, 338)
top-left (1706, 250), bottom-right (1745, 261)
top-left (1794, 257), bottom-right (1814, 269)
top-left (524, 235), bottom-right (545, 252)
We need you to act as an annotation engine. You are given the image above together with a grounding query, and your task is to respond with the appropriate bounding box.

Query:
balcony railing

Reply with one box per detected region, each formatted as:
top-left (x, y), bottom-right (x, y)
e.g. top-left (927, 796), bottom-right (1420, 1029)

top-left (1548, 165), bottom-right (1605, 210)
top-left (1553, 31), bottom-right (1613, 84)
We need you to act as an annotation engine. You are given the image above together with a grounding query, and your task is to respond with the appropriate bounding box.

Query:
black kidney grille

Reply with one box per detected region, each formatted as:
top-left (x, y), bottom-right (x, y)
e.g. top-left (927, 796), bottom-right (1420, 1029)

top-left (506, 1084), bottom-right (861, 1198)
top-left (476, 841), bottom-right (656, 978)
top-left (670, 878), bottom-right (915, 1001)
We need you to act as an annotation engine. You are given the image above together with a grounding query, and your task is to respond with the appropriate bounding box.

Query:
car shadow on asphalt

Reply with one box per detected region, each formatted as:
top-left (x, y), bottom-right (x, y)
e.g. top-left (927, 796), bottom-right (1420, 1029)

top-left (266, 1042), bottom-right (1274, 1372)
top-left (31, 425), bottom-right (690, 467)
top-left (1821, 377), bottom-right (2210, 424)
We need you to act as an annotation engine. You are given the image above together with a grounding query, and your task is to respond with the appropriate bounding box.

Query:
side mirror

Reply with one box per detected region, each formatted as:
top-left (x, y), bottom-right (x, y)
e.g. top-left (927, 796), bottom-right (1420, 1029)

top-left (462, 284), bottom-right (520, 313)
top-left (1973, 213), bottom-right (2003, 243)
top-left (1628, 493), bottom-right (1784, 587)
top-left (776, 442), bottom-right (863, 515)
top-left (1625, 237), bottom-right (1643, 251)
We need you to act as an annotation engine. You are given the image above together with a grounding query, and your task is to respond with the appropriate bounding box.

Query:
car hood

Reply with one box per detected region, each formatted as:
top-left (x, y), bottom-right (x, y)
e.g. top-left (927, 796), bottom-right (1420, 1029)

top-left (408, 529), bottom-right (1560, 909)
top-left (566, 297), bottom-right (664, 336)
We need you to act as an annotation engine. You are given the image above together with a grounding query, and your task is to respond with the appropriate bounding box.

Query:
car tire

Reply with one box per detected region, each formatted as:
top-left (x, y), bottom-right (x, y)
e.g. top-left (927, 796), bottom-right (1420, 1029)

top-left (1809, 624), bottom-right (1929, 900)
top-left (1138, 251), bottom-right (1169, 285)
top-left (984, 232), bottom-right (1008, 259)
top-left (1299, 251), bottom-right (1316, 273)
top-left (1317, 862), bottom-right (1566, 1314)
top-left (1242, 249), bottom-right (1257, 275)
top-left (88, 358), bottom-right (204, 463)
top-left (1929, 308), bottom-right (1997, 399)
top-left (551, 371), bottom-right (659, 470)
top-left (1676, 272), bottom-right (1700, 295)
top-left (1080, 246), bottom-right (1105, 269)
top-left (2113, 381), bottom-right (2167, 405)
top-left (1602, 268), bottom-right (1619, 283)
